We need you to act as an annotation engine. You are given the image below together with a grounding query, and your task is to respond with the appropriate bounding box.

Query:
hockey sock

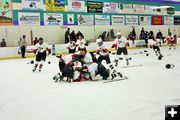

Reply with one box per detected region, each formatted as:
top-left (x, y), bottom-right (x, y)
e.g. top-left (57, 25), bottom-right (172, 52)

top-left (126, 59), bottom-right (129, 65)
top-left (39, 64), bottom-right (43, 72)
top-left (114, 60), bottom-right (119, 67)
top-left (108, 64), bottom-right (116, 73)
top-left (33, 64), bottom-right (38, 72)
top-left (155, 51), bottom-right (158, 56)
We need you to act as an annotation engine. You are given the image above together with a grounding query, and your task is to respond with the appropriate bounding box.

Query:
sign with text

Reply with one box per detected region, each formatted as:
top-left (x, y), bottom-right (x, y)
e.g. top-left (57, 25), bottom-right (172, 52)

top-left (152, 16), bottom-right (163, 25)
top-left (45, 0), bottom-right (65, 11)
top-left (0, 0), bottom-right (13, 25)
top-left (111, 15), bottom-right (124, 26)
top-left (87, 1), bottom-right (102, 13)
top-left (95, 15), bottom-right (110, 25)
top-left (68, 0), bottom-right (85, 12)
top-left (174, 16), bottom-right (180, 25)
top-left (78, 14), bottom-right (93, 26)
top-left (164, 16), bottom-right (174, 25)
top-left (139, 16), bottom-right (151, 25)
top-left (22, 0), bottom-right (44, 10)
top-left (126, 15), bottom-right (138, 26)
top-left (44, 13), bottom-right (63, 26)
top-left (133, 4), bottom-right (144, 13)
top-left (103, 2), bottom-right (118, 13)
top-left (18, 12), bottom-right (40, 26)
top-left (119, 4), bottom-right (133, 13)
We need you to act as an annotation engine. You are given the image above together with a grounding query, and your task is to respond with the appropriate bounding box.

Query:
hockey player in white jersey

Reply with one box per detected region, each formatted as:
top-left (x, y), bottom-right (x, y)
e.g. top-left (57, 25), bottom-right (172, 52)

top-left (53, 53), bottom-right (80, 82)
top-left (32, 37), bottom-right (50, 72)
top-left (78, 48), bottom-right (123, 80)
top-left (66, 39), bottom-right (76, 54)
top-left (149, 37), bottom-right (163, 57)
top-left (96, 38), bottom-right (118, 78)
top-left (167, 32), bottom-right (176, 50)
top-left (76, 35), bottom-right (86, 51)
top-left (96, 38), bottom-right (111, 64)
top-left (112, 32), bottom-right (130, 66)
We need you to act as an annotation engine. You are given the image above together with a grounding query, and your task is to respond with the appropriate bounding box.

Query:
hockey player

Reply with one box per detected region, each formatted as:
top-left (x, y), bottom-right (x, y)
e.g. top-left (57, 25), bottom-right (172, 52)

top-left (78, 48), bottom-right (122, 80)
top-left (81, 62), bottom-right (110, 80)
top-left (149, 37), bottom-right (163, 57)
top-left (96, 38), bottom-right (111, 64)
top-left (32, 37), bottom-right (50, 72)
top-left (53, 54), bottom-right (81, 82)
top-left (96, 38), bottom-right (117, 75)
top-left (167, 32), bottom-right (176, 50)
top-left (66, 39), bottom-right (76, 54)
top-left (78, 48), bottom-right (93, 65)
top-left (76, 35), bottom-right (86, 51)
top-left (112, 32), bottom-right (130, 66)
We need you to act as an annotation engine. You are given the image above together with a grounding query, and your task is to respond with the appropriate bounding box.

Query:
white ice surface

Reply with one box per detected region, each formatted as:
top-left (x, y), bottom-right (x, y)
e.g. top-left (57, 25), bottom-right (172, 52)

top-left (0, 47), bottom-right (180, 120)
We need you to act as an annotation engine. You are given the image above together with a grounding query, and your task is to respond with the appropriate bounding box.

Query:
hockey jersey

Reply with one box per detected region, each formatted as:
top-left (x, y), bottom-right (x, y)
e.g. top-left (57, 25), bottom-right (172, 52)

top-left (66, 41), bottom-right (76, 50)
top-left (113, 36), bottom-right (128, 48)
top-left (76, 39), bottom-right (86, 49)
top-left (98, 43), bottom-right (109, 56)
top-left (34, 43), bottom-right (49, 54)
top-left (87, 62), bottom-right (98, 76)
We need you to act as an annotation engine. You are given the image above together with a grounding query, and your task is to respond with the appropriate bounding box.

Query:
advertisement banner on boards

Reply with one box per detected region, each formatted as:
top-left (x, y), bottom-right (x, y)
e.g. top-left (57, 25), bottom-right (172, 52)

top-left (139, 16), bottom-right (151, 25)
top-left (144, 5), bottom-right (154, 14)
top-left (67, 14), bottom-right (74, 25)
top-left (111, 15), bottom-right (124, 26)
top-left (22, 0), bottom-right (44, 10)
top-left (164, 16), bottom-right (174, 25)
top-left (45, 0), bottom-right (65, 11)
top-left (133, 4), bottom-right (144, 13)
top-left (126, 15), bottom-right (138, 26)
top-left (44, 13), bottom-right (63, 26)
top-left (0, 0), bottom-right (13, 25)
top-left (78, 14), bottom-right (93, 26)
top-left (68, 0), bottom-right (86, 12)
top-left (18, 12), bottom-right (40, 25)
top-left (95, 15), bottom-right (110, 25)
top-left (174, 16), bottom-right (180, 25)
top-left (87, 1), bottom-right (102, 13)
top-left (152, 16), bottom-right (163, 25)
top-left (103, 2), bottom-right (118, 13)
top-left (119, 4), bottom-right (133, 13)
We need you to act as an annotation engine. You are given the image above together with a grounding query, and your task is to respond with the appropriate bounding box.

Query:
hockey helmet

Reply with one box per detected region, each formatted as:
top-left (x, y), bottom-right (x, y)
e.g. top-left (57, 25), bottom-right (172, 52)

top-left (96, 38), bottom-right (102, 43)
top-left (116, 32), bottom-right (122, 36)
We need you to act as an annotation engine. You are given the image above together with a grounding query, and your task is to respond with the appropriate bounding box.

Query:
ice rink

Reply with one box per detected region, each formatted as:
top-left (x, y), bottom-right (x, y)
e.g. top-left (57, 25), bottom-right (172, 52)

top-left (0, 46), bottom-right (179, 120)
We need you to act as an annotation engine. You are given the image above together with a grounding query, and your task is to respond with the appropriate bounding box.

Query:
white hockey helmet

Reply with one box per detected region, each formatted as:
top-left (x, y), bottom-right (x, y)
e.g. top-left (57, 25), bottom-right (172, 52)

top-left (96, 38), bottom-right (103, 43)
top-left (116, 32), bottom-right (122, 36)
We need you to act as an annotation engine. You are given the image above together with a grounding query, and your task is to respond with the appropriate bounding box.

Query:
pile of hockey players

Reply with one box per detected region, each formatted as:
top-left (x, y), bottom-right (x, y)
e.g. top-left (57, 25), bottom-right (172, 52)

top-left (53, 32), bottom-right (130, 83)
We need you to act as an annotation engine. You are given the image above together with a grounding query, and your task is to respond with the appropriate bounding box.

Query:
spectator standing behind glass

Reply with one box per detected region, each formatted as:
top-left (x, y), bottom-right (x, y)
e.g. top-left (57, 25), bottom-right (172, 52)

top-left (0, 38), bottom-right (7, 47)
top-left (65, 28), bottom-right (70, 43)
top-left (18, 35), bottom-right (27, 58)
top-left (132, 28), bottom-right (136, 40)
top-left (70, 30), bottom-right (77, 42)
top-left (76, 31), bottom-right (84, 40)
top-left (140, 28), bottom-right (145, 39)
top-left (127, 32), bottom-right (135, 45)
top-left (33, 37), bottom-right (39, 45)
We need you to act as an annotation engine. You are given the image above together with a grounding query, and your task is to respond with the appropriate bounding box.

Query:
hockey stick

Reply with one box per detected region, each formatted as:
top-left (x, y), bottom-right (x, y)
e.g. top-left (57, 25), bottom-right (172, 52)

top-left (103, 76), bottom-right (128, 83)
top-left (120, 64), bottom-right (143, 68)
